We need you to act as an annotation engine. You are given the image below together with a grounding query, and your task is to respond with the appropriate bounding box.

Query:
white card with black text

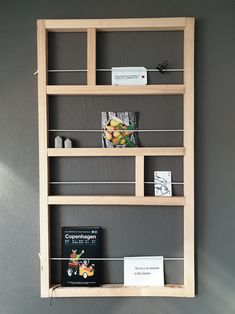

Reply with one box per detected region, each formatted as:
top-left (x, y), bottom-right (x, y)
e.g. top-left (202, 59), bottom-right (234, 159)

top-left (124, 256), bottom-right (164, 286)
top-left (111, 67), bottom-right (147, 85)
top-left (154, 171), bottom-right (172, 196)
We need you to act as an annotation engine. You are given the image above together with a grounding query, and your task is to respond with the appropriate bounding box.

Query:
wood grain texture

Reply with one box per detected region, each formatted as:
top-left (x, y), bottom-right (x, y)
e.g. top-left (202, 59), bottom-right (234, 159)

top-left (47, 147), bottom-right (185, 157)
top-left (183, 17), bottom-right (195, 297)
top-left (87, 28), bottom-right (96, 85)
top-left (49, 284), bottom-right (186, 297)
top-left (46, 85), bottom-right (185, 95)
top-left (135, 156), bottom-right (144, 196)
top-left (44, 17), bottom-right (187, 32)
top-left (48, 195), bottom-right (185, 206)
top-left (37, 20), bottom-right (50, 298)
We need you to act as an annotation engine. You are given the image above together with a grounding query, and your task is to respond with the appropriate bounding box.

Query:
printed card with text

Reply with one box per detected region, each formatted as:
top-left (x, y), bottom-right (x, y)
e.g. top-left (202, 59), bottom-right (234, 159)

top-left (154, 171), bottom-right (172, 197)
top-left (112, 67), bottom-right (147, 85)
top-left (124, 256), bottom-right (164, 286)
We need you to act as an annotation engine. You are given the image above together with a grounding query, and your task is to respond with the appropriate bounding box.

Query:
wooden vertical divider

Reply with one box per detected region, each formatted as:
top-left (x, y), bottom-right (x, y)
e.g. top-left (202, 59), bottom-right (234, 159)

top-left (37, 20), bottom-right (50, 298)
top-left (183, 17), bottom-right (195, 297)
top-left (135, 156), bottom-right (145, 196)
top-left (87, 28), bottom-right (96, 85)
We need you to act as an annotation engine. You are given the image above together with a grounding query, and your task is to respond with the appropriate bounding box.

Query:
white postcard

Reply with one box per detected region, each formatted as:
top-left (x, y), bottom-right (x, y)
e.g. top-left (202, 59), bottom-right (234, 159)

top-left (111, 67), bottom-right (147, 85)
top-left (154, 171), bottom-right (172, 196)
top-left (124, 256), bottom-right (164, 286)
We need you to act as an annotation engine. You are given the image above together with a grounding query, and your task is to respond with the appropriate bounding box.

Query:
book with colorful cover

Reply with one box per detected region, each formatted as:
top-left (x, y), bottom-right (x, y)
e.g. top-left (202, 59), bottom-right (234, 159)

top-left (61, 226), bottom-right (102, 287)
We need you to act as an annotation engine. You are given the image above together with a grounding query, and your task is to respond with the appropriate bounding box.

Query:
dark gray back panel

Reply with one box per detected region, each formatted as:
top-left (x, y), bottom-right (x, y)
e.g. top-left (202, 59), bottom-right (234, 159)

top-left (48, 31), bottom-right (184, 285)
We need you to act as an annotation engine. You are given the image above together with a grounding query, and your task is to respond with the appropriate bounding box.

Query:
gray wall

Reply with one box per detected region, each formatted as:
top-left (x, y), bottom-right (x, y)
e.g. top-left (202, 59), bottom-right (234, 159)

top-left (0, 0), bottom-right (235, 313)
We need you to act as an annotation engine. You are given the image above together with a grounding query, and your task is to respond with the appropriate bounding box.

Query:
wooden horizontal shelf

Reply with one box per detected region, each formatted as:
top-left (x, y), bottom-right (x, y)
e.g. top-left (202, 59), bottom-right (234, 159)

top-left (48, 196), bottom-right (185, 206)
top-left (48, 147), bottom-right (185, 157)
top-left (49, 284), bottom-right (186, 297)
top-left (46, 84), bottom-right (185, 95)
top-left (44, 17), bottom-right (188, 32)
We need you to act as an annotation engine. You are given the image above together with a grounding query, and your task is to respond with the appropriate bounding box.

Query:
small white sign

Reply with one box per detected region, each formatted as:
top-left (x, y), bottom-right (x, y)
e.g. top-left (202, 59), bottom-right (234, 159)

top-left (111, 67), bottom-right (147, 85)
top-left (124, 256), bottom-right (164, 286)
top-left (154, 171), bottom-right (172, 196)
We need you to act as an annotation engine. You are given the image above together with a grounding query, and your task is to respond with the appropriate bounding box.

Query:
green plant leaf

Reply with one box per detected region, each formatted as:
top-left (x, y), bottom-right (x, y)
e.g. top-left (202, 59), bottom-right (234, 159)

top-left (126, 141), bottom-right (136, 147)
top-left (126, 125), bottom-right (134, 131)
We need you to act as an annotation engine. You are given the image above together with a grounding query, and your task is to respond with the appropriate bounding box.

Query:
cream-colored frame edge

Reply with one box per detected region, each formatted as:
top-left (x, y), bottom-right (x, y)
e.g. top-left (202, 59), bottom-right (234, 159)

top-left (48, 196), bottom-right (185, 206)
top-left (183, 17), bottom-right (195, 297)
top-left (87, 28), bottom-right (96, 85)
top-left (37, 20), bottom-right (50, 298)
top-left (135, 156), bottom-right (145, 196)
top-left (44, 17), bottom-right (187, 31)
top-left (47, 147), bottom-right (185, 157)
top-left (46, 84), bottom-right (185, 95)
top-left (50, 284), bottom-right (186, 298)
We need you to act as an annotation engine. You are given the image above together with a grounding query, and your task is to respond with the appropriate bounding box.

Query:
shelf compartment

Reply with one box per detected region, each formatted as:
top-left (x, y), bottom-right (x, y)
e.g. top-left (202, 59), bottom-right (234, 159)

top-left (46, 84), bottom-right (185, 95)
top-left (48, 147), bottom-right (185, 157)
top-left (48, 195), bottom-right (185, 205)
top-left (49, 284), bottom-right (185, 297)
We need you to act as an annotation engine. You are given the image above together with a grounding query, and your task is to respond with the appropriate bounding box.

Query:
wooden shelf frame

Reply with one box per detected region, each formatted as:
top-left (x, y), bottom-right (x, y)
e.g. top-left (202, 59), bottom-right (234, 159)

top-left (50, 284), bottom-right (185, 298)
top-left (48, 196), bottom-right (185, 206)
top-left (46, 85), bottom-right (185, 95)
top-left (48, 147), bottom-right (185, 157)
top-left (37, 17), bottom-right (195, 298)
top-left (44, 17), bottom-right (188, 32)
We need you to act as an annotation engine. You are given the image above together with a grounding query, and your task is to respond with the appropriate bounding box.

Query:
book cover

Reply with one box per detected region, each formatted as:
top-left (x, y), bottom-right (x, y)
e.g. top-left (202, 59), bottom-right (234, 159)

top-left (61, 226), bottom-right (102, 287)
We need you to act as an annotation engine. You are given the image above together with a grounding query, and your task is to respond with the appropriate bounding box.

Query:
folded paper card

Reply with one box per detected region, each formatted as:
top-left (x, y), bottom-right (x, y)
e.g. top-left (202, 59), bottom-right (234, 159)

top-left (111, 67), bottom-right (147, 85)
top-left (124, 256), bottom-right (164, 286)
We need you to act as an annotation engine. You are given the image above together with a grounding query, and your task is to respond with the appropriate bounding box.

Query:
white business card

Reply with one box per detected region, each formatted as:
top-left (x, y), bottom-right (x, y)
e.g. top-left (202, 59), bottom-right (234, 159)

top-left (154, 171), bottom-right (172, 196)
top-left (111, 67), bottom-right (147, 85)
top-left (124, 256), bottom-right (164, 286)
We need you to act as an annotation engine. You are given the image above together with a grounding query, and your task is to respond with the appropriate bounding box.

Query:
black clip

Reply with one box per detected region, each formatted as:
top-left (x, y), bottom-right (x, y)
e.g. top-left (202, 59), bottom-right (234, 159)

top-left (156, 60), bottom-right (169, 74)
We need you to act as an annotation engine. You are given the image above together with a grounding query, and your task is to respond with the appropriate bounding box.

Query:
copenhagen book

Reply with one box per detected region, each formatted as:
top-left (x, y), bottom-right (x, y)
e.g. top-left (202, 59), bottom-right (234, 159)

top-left (61, 226), bottom-right (102, 287)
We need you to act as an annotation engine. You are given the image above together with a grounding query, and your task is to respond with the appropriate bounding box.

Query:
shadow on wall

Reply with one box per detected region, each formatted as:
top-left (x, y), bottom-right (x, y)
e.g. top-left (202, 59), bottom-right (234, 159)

top-left (0, 160), bottom-right (36, 209)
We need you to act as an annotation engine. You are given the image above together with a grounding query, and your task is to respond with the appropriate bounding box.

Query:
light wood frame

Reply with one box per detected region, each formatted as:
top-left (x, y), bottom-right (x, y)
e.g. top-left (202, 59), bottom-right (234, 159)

top-left (37, 17), bottom-right (195, 298)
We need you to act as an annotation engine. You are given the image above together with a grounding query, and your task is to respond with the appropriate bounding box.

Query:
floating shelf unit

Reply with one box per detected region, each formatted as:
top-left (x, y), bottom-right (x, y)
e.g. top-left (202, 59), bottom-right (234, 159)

top-left (37, 17), bottom-right (195, 298)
